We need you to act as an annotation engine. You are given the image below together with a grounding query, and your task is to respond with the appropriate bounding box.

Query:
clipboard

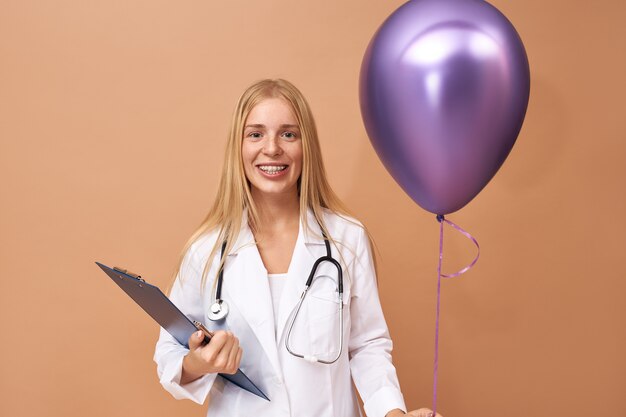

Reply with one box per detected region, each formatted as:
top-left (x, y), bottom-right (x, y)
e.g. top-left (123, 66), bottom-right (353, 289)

top-left (95, 261), bottom-right (269, 401)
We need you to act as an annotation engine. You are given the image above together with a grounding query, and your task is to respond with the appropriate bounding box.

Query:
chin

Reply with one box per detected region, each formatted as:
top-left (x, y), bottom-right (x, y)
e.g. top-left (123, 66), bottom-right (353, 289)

top-left (251, 183), bottom-right (299, 198)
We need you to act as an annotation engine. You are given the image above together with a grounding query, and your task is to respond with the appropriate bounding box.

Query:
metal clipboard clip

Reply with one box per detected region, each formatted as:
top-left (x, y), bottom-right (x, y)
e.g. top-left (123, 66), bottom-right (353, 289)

top-left (193, 320), bottom-right (214, 344)
top-left (113, 266), bottom-right (145, 282)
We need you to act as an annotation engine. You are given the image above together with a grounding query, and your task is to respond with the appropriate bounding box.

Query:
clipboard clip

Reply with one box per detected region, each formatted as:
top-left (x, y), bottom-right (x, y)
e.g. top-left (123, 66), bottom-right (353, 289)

top-left (113, 266), bottom-right (145, 282)
top-left (193, 320), bottom-right (214, 343)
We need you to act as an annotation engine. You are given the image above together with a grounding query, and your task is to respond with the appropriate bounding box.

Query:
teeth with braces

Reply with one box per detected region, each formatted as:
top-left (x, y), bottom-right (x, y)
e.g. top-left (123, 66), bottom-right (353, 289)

top-left (258, 165), bottom-right (287, 173)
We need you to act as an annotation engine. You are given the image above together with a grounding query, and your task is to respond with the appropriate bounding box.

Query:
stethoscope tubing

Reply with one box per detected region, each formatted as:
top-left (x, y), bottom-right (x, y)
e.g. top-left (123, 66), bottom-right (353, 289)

top-left (208, 224), bottom-right (344, 364)
top-left (206, 240), bottom-right (229, 321)
top-left (286, 239), bottom-right (344, 364)
top-left (285, 280), bottom-right (344, 364)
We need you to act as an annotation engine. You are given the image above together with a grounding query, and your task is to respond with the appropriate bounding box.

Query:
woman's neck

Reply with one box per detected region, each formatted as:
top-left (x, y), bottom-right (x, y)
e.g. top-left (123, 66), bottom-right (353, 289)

top-left (249, 189), bottom-right (300, 274)
top-left (250, 189), bottom-right (300, 233)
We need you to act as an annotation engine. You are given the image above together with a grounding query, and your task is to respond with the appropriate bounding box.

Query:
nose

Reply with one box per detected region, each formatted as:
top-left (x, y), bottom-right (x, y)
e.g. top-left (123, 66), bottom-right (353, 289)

top-left (262, 135), bottom-right (283, 156)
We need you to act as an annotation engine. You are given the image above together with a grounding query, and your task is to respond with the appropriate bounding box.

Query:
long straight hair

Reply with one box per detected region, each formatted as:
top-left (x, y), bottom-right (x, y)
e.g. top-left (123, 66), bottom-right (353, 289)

top-left (173, 79), bottom-right (356, 290)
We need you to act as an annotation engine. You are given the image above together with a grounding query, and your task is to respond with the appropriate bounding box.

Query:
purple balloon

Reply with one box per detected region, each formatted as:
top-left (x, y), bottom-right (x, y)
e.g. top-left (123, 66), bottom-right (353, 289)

top-left (360, 0), bottom-right (530, 215)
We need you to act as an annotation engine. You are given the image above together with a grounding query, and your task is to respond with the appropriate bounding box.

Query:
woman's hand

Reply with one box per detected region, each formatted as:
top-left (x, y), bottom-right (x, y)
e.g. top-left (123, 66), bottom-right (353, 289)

top-left (407, 408), bottom-right (443, 417)
top-left (386, 408), bottom-right (443, 417)
top-left (180, 330), bottom-right (243, 385)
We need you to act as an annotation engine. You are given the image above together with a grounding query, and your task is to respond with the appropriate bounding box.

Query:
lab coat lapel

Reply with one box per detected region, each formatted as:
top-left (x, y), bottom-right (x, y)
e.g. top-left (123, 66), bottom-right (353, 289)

top-left (275, 209), bottom-right (327, 342)
top-left (221, 216), bottom-right (282, 377)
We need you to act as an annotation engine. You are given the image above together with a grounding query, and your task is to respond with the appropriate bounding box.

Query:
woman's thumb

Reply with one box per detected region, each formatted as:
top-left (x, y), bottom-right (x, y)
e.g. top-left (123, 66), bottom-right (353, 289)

top-left (188, 330), bottom-right (204, 349)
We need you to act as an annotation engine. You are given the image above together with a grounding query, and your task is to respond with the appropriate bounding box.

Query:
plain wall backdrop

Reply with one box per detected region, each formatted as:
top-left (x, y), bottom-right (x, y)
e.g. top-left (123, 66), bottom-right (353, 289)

top-left (1, 1), bottom-right (624, 416)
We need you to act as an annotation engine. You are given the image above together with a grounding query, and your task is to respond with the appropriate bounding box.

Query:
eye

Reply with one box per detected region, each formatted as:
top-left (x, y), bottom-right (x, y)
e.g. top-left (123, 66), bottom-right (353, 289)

top-left (246, 132), bottom-right (263, 140)
top-left (281, 131), bottom-right (299, 140)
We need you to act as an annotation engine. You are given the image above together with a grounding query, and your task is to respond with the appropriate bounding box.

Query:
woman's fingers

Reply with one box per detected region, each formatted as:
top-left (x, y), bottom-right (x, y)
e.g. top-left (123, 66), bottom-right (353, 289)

top-left (408, 408), bottom-right (442, 417)
top-left (187, 330), bottom-right (205, 350)
top-left (200, 330), bottom-right (229, 363)
top-left (182, 330), bottom-right (242, 381)
top-left (184, 329), bottom-right (243, 375)
top-left (224, 336), bottom-right (241, 374)
top-left (200, 330), bottom-right (239, 373)
top-left (213, 331), bottom-right (235, 371)
top-left (235, 347), bottom-right (243, 368)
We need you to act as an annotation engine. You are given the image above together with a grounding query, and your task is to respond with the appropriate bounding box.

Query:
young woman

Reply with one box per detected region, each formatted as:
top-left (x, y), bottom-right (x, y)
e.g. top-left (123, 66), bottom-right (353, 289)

top-left (154, 79), bottom-right (440, 417)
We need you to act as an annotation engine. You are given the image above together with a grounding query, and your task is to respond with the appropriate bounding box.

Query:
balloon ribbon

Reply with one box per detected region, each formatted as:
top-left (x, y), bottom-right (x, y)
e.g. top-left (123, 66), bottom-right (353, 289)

top-left (432, 215), bottom-right (480, 417)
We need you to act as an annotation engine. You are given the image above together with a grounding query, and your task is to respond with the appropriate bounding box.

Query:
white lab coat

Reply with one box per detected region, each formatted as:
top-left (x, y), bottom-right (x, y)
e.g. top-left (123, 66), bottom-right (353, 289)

top-left (154, 208), bottom-right (406, 417)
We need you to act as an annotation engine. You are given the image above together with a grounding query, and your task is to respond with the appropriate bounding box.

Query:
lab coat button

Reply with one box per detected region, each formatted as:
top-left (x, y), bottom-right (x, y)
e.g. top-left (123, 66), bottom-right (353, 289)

top-left (273, 376), bottom-right (283, 386)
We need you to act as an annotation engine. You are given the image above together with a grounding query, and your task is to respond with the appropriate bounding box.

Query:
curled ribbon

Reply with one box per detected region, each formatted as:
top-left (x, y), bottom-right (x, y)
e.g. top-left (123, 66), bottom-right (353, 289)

top-left (432, 214), bottom-right (480, 417)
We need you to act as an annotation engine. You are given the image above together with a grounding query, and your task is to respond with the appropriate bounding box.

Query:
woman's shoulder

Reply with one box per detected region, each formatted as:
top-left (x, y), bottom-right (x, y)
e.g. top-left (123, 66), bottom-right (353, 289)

top-left (320, 208), bottom-right (367, 240)
top-left (183, 228), bottom-right (222, 267)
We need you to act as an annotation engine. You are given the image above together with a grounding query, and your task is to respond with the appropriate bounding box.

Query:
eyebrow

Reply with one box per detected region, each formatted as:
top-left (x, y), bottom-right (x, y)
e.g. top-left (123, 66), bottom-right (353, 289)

top-left (244, 124), bottom-right (300, 129)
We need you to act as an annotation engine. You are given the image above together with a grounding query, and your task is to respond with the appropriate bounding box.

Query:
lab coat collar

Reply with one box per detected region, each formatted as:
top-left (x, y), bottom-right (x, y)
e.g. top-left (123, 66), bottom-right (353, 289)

top-left (302, 207), bottom-right (327, 247)
top-left (227, 207), bottom-right (327, 255)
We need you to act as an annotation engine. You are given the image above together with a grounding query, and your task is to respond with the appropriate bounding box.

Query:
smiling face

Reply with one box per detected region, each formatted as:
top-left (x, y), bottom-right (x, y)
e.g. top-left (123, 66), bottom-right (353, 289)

top-left (242, 97), bottom-right (303, 201)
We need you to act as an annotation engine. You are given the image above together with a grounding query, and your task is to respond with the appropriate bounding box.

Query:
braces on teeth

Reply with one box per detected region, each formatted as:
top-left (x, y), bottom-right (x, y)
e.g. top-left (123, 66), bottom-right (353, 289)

top-left (259, 166), bottom-right (287, 173)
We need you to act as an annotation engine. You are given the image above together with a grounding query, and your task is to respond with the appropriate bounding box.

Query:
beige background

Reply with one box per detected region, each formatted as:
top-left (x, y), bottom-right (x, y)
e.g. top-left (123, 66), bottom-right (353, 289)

top-left (1, 1), bottom-right (625, 416)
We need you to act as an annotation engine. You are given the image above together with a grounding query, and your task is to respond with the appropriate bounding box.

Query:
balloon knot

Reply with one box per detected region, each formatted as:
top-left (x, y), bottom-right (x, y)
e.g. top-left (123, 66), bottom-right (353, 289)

top-left (436, 214), bottom-right (445, 223)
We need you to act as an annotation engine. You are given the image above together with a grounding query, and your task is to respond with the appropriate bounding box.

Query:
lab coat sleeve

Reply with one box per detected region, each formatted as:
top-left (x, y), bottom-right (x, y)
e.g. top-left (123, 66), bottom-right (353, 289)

top-left (153, 246), bottom-right (217, 404)
top-left (348, 228), bottom-right (407, 417)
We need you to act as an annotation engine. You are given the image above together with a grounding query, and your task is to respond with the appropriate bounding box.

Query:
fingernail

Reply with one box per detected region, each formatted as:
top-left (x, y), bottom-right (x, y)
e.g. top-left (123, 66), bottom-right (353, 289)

top-left (196, 330), bottom-right (203, 338)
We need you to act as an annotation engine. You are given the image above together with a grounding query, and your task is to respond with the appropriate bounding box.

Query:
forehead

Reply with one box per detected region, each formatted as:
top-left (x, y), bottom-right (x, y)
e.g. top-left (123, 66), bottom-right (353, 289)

top-left (245, 97), bottom-right (298, 125)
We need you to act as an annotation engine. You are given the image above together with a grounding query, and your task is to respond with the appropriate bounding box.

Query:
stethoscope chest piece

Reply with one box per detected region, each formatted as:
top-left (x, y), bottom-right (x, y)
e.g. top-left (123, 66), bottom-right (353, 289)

top-left (208, 300), bottom-right (228, 321)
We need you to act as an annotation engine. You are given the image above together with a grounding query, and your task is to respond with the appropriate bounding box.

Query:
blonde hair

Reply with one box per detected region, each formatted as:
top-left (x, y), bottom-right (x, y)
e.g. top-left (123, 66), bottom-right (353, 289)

top-left (173, 79), bottom-right (355, 290)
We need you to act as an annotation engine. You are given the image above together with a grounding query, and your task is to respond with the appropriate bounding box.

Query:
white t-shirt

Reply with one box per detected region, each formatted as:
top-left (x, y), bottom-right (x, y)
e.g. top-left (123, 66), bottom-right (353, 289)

top-left (267, 272), bottom-right (288, 338)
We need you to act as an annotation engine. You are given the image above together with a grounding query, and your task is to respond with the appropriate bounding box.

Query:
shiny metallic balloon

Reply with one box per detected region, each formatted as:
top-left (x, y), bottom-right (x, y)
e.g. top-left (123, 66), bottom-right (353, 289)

top-left (360, 0), bottom-right (530, 215)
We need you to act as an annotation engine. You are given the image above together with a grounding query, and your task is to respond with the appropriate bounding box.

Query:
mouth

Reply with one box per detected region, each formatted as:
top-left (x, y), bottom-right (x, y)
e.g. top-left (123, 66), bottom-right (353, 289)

top-left (256, 164), bottom-right (289, 175)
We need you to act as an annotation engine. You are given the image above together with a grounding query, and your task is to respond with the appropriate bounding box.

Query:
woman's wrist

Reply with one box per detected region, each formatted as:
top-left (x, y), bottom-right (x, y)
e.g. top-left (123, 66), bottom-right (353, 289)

top-left (385, 409), bottom-right (406, 417)
top-left (180, 354), bottom-right (204, 385)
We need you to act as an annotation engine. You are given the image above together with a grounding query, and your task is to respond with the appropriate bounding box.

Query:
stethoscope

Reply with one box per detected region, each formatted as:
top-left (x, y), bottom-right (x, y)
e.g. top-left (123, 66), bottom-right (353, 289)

top-left (207, 227), bottom-right (344, 364)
